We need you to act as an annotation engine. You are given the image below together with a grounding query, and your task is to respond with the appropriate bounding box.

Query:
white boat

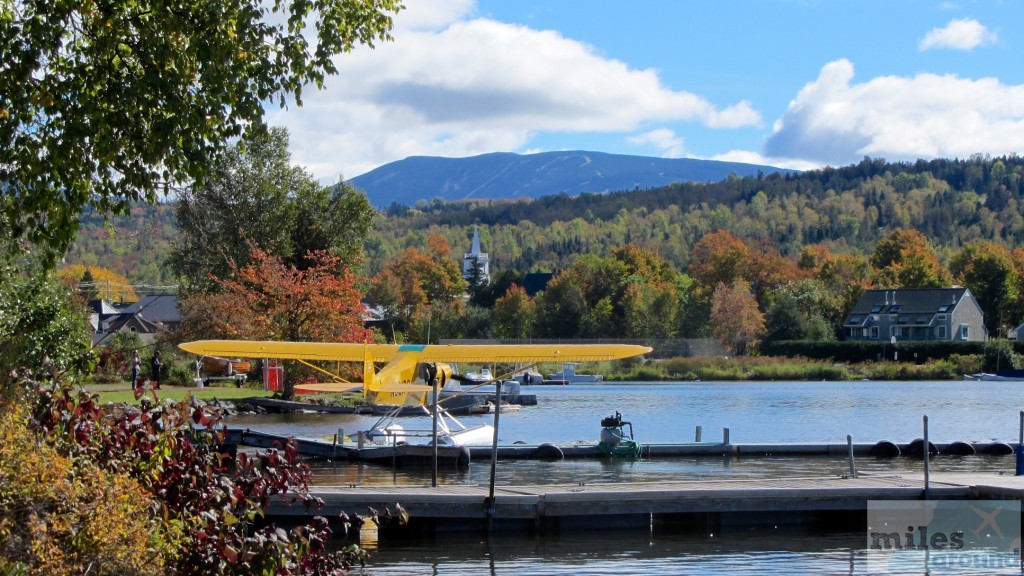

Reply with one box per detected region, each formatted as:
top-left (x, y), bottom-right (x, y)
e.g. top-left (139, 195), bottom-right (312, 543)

top-left (546, 362), bottom-right (603, 383)
top-left (461, 367), bottom-right (494, 384)
top-left (964, 372), bottom-right (1024, 381)
top-left (363, 404), bottom-right (495, 447)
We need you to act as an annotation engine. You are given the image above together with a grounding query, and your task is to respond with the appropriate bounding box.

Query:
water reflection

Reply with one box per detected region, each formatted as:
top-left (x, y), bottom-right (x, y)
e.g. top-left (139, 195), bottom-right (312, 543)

top-left (355, 530), bottom-right (867, 576)
top-left (308, 453), bottom-right (1016, 487)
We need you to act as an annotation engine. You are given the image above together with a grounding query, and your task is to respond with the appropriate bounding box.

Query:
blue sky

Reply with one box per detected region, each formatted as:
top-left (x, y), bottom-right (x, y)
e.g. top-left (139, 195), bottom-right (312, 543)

top-left (269, 0), bottom-right (1024, 182)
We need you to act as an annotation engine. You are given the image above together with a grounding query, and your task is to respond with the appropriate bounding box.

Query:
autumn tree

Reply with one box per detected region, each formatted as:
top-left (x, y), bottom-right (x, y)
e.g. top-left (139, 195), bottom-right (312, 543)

top-left (169, 128), bottom-right (375, 292)
top-left (684, 230), bottom-right (752, 334)
top-left (710, 280), bottom-right (765, 356)
top-left (688, 231), bottom-right (752, 290)
top-left (0, 0), bottom-right (400, 264)
top-left (492, 284), bottom-right (536, 339)
top-left (366, 236), bottom-right (467, 342)
top-left (179, 247), bottom-right (368, 397)
top-left (870, 228), bottom-right (951, 288)
top-left (58, 265), bottom-right (138, 302)
top-left (950, 241), bottom-right (1017, 335)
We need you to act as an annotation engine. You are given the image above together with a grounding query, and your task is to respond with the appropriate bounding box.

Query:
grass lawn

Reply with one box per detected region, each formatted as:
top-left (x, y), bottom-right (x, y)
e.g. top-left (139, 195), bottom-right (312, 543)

top-left (83, 384), bottom-right (276, 405)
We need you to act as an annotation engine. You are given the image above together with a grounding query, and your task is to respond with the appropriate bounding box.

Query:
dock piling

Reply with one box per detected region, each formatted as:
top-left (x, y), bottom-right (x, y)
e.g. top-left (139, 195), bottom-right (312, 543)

top-left (1017, 411), bottom-right (1024, 476)
top-left (923, 415), bottom-right (930, 499)
top-left (695, 426), bottom-right (702, 443)
top-left (847, 435), bottom-right (857, 478)
top-left (723, 428), bottom-right (730, 445)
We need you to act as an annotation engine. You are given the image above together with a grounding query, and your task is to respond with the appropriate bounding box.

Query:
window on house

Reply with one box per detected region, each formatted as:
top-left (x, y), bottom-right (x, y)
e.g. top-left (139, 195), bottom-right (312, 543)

top-left (937, 314), bottom-right (947, 321)
top-left (938, 305), bottom-right (951, 313)
top-left (898, 315), bottom-right (909, 324)
top-left (960, 325), bottom-right (969, 340)
top-left (916, 314), bottom-right (930, 323)
top-left (870, 305), bottom-right (883, 313)
top-left (848, 315), bottom-right (863, 324)
top-left (870, 326), bottom-right (879, 339)
top-left (937, 326), bottom-right (947, 338)
top-left (890, 304), bottom-right (902, 313)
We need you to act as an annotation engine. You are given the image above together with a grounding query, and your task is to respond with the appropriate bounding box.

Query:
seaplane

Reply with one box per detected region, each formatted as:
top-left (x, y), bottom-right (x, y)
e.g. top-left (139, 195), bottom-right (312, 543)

top-left (178, 340), bottom-right (652, 447)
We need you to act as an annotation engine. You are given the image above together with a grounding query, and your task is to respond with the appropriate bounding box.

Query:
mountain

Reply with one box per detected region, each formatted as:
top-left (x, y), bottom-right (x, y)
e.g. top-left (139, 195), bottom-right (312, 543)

top-left (349, 150), bottom-right (795, 207)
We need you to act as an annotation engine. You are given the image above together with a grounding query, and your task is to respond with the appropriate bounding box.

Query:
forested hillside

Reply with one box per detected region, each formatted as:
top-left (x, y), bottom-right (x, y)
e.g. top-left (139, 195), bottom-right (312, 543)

top-left (69, 155), bottom-right (1024, 283)
top-left (369, 155), bottom-right (1024, 275)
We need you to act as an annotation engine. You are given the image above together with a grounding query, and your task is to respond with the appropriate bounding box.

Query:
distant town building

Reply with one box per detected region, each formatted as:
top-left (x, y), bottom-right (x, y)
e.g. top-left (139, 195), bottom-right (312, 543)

top-left (89, 294), bottom-right (181, 346)
top-left (462, 225), bottom-right (490, 287)
top-left (843, 288), bottom-right (987, 342)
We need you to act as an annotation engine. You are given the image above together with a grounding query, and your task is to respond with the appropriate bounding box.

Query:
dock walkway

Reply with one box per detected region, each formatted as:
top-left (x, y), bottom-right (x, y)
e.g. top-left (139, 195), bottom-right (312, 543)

top-left (266, 472), bottom-right (1024, 534)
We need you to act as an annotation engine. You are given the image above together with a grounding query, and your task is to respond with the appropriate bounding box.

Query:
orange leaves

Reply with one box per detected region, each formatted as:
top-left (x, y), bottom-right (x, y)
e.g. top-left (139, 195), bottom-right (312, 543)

top-left (185, 247), bottom-right (369, 344)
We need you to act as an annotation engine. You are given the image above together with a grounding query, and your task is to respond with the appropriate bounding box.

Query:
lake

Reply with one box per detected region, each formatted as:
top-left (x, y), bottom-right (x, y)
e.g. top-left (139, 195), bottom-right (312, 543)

top-left (225, 380), bottom-right (1024, 574)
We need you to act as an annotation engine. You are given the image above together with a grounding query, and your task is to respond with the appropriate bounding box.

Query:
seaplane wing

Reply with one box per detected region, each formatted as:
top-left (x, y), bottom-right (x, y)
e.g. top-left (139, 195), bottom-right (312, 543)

top-left (179, 340), bottom-right (651, 363)
top-left (179, 339), bottom-right (651, 407)
top-left (178, 340), bottom-right (401, 362)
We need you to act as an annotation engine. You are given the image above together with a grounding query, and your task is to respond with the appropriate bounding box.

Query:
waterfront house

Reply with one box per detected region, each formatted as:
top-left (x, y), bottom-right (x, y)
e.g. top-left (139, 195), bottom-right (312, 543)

top-left (843, 288), bottom-right (987, 342)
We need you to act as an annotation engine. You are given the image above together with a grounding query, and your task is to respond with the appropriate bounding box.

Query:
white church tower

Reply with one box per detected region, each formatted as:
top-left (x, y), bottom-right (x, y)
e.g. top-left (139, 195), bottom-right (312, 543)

top-left (462, 225), bottom-right (490, 286)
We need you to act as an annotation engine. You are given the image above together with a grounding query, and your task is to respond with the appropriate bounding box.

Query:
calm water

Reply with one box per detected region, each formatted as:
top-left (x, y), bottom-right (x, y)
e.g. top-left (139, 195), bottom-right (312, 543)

top-left (226, 381), bottom-right (1024, 574)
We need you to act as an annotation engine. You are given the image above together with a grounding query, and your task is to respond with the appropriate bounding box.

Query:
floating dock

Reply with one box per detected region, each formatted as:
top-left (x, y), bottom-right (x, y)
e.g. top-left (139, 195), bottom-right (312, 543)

top-left (266, 472), bottom-right (1024, 535)
top-left (221, 427), bottom-right (1017, 466)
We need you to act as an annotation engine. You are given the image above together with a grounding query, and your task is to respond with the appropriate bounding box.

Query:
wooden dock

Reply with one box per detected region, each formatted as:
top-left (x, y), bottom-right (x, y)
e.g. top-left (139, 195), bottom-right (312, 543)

top-left (265, 472), bottom-right (1024, 535)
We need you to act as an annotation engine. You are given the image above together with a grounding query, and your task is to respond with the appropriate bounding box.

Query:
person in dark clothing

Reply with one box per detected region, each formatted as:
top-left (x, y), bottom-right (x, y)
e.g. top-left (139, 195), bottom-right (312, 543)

top-left (150, 351), bottom-right (163, 389)
top-left (131, 350), bottom-right (141, 390)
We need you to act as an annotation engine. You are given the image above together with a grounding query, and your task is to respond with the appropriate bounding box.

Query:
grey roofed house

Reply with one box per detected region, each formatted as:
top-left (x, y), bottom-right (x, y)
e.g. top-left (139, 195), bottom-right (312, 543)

top-left (843, 288), bottom-right (987, 342)
top-left (90, 295), bottom-right (181, 346)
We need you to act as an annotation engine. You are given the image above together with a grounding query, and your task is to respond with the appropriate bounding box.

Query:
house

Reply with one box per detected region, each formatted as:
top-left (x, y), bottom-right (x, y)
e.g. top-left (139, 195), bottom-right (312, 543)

top-left (843, 288), bottom-right (987, 342)
top-left (90, 295), bottom-right (181, 346)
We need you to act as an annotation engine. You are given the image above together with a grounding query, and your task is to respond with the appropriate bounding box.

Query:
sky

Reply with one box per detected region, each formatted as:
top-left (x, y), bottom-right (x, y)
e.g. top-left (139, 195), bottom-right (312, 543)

top-left (267, 0), bottom-right (1024, 183)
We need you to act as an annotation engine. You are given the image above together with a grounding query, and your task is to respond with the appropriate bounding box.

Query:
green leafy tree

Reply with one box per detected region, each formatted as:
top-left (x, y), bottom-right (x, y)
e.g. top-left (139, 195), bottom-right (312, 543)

top-left (0, 260), bottom-right (91, 392)
top-left (622, 281), bottom-right (679, 339)
top-left (169, 128), bottom-right (375, 292)
top-left (492, 284), bottom-right (536, 339)
top-left (763, 293), bottom-right (809, 342)
top-left (950, 241), bottom-right (1017, 335)
top-left (0, 0), bottom-right (401, 264)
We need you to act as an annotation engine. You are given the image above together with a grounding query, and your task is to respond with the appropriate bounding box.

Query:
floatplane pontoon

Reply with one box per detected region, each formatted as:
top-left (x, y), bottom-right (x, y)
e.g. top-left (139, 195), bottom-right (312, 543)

top-left (178, 340), bottom-right (652, 447)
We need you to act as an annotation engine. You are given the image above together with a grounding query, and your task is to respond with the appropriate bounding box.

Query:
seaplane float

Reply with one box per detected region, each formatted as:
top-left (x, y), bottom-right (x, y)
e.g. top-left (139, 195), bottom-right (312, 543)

top-left (178, 340), bottom-right (652, 447)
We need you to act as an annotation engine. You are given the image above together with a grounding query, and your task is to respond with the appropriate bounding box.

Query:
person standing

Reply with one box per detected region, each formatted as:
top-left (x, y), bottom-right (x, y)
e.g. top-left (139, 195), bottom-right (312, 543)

top-left (150, 350), bottom-right (163, 389)
top-left (131, 350), bottom-right (141, 390)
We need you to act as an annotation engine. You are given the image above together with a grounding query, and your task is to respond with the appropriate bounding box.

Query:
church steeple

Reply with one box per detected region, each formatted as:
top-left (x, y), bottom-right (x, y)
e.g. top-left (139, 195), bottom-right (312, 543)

top-left (462, 225), bottom-right (490, 286)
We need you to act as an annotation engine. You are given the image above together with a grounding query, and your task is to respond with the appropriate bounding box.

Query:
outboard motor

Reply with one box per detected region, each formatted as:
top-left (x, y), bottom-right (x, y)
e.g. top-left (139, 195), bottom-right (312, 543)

top-left (599, 411), bottom-right (634, 446)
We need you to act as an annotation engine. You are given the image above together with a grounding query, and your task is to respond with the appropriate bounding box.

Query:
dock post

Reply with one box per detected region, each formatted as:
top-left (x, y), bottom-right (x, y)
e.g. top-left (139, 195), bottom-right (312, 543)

top-left (486, 379), bottom-right (502, 533)
top-left (723, 428), bottom-right (730, 445)
top-left (695, 426), bottom-right (702, 443)
top-left (923, 415), bottom-right (930, 499)
top-left (1016, 411), bottom-right (1024, 476)
top-left (846, 434), bottom-right (857, 478)
top-left (357, 431), bottom-right (365, 449)
top-left (432, 377), bottom-right (439, 488)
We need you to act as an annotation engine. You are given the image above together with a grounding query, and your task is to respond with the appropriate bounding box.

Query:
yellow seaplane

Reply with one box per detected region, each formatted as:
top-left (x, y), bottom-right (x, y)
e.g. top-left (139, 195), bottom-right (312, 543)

top-left (179, 340), bottom-right (651, 446)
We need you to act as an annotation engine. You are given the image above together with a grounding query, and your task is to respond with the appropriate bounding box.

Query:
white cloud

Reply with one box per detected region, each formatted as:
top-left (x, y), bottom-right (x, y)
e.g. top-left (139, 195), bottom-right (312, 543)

top-left (919, 18), bottom-right (996, 51)
top-left (763, 59), bottom-right (1024, 167)
top-left (270, 8), bottom-right (762, 181)
top-left (628, 129), bottom-right (687, 158)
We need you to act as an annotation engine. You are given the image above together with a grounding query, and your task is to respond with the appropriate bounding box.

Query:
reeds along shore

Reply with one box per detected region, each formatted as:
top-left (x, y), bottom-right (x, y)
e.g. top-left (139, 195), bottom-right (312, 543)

top-left (603, 355), bottom-right (981, 382)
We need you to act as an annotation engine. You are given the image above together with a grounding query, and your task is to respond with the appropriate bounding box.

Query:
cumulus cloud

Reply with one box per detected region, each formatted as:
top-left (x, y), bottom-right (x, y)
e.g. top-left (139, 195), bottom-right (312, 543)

top-left (270, 7), bottom-right (761, 181)
top-left (763, 59), bottom-right (1024, 167)
top-left (628, 129), bottom-right (687, 158)
top-left (919, 18), bottom-right (997, 51)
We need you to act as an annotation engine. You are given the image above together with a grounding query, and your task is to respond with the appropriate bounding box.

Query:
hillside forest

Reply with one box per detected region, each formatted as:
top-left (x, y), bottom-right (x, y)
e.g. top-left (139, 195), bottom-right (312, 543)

top-left (64, 153), bottom-right (1024, 351)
